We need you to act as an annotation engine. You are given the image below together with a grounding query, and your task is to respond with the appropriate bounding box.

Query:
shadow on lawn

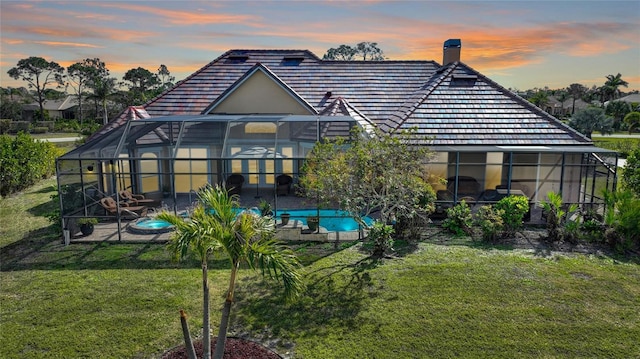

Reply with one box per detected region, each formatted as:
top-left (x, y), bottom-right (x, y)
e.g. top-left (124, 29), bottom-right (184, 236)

top-left (0, 226), bottom-right (216, 271)
top-left (232, 256), bottom-right (380, 339)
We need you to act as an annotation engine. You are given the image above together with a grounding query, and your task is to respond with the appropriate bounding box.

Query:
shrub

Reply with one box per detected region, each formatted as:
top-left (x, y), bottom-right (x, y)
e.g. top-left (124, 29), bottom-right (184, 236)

top-left (540, 192), bottom-right (580, 243)
top-left (580, 218), bottom-right (605, 243)
top-left (494, 195), bottom-right (529, 236)
top-left (0, 133), bottom-right (62, 197)
top-left (474, 205), bottom-right (504, 242)
top-left (442, 200), bottom-right (473, 237)
top-left (33, 126), bottom-right (49, 134)
top-left (603, 189), bottom-right (640, 252)
top-left (394, 211), bottom-right (431, 241)
top-left (368, 221), bottom-right (395, 257)
top-left (0, 119), bottom-right (10, 134)
top-left (621, 147), bottom-right (640, 197)
top-left (9, 121), bottom-right (30, 133)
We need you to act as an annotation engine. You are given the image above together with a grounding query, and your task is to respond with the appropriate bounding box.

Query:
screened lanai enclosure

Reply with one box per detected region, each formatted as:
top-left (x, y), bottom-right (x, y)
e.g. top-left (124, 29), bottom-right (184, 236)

top-left (56, 115), bottom-right (360, 240)
top-left (57, 113), bottom-right (618, 241)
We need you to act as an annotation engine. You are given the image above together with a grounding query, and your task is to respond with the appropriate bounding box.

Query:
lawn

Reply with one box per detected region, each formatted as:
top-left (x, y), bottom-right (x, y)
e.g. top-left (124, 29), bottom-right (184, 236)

top-left (1, 180), bottom-right (639, 358)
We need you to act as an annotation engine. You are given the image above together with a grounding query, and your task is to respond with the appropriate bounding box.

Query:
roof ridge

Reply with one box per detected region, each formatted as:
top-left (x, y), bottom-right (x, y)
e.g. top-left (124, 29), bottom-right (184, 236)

top-left (384, 63), bottom-right (456, 132)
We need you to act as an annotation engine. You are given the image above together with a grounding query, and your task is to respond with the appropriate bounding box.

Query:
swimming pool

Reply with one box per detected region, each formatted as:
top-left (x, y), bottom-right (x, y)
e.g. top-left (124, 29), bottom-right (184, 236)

top-left (127, 217), bottom-right (175, 234)
top-left (274, 209), bottom-right (373, 232)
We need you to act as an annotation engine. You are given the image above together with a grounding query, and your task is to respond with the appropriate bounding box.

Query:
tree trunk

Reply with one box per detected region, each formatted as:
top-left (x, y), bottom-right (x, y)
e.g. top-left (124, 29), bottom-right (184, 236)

top-left (213, 263), bottom-right (238, 359)
top-left (102, 100), bottom-right (108, 125)
top-left (202, 263), bottom-right (211, 359)
top-left (180, 310), bottom-right (197, 359)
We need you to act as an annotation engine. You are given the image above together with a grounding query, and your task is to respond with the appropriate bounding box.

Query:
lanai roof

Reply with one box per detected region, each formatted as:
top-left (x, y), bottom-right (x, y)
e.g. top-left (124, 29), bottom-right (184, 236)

top-left (104, 49), bottom-right (592, 147)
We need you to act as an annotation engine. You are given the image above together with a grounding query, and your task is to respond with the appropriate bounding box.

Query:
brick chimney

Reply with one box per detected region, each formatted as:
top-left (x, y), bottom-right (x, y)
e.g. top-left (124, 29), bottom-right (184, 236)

top-left (443, 39), bottom-right (461, 65)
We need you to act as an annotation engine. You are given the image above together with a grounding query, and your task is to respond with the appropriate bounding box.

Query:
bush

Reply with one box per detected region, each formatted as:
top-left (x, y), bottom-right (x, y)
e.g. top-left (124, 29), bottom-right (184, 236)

top-left (0, 133), bottom-right (62, 197)
top-left (494, 195), bottom-right (529, 236)
top-left (442, 200), bottom-right (473, 237)
top-left (368, 221), bottom-right (395, 257)
top-left (540, 192), bottom-right (580, 243)
top-left (603, 189), bottom-right (640, 252)
top-left (474, 205), bottom-right (504, 242)
top-left (621, 147), bottom-right (640, 197)
top-left (32, 126), bottom-right (49, 134)
top-left (9, 121), bottom-right (30, 133)
top-left (0, 119), bottom-right (10, 134)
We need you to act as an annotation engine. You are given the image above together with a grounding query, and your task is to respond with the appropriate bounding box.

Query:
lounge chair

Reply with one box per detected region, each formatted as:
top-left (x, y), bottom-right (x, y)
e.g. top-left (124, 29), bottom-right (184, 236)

top-left (100, 197), bottom-right (147, 218)
top-left (225, 174), bottom-right (245, 196)
top-left (119, 189), bottom-right (156, 206)
top-left (276, 174), bottom-right (293, 196)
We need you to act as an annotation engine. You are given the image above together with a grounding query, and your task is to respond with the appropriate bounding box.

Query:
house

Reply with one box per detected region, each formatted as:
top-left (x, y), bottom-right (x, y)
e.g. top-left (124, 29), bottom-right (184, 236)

top-left (57, 39), bottom-right (617, 233)
top-left (23, 95), bottom-right (78, 121)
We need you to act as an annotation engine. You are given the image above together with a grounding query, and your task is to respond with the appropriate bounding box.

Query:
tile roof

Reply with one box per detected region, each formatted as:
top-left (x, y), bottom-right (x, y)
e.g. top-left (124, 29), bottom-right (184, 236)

top-left (389, 62), bottom-right (592, 146)
top-left (105, 49), bottom-right (592, 147)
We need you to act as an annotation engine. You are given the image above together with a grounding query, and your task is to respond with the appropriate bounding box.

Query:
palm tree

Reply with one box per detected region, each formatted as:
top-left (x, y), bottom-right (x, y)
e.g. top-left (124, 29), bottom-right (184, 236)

top-left (157, 185), bottom-right (304, 359)
top-left (567, 83), bottom-right (587, 115)
top-left (603, 73), bottom-right (629, 102)
top-left (86, 77), bottom-right (117, 125)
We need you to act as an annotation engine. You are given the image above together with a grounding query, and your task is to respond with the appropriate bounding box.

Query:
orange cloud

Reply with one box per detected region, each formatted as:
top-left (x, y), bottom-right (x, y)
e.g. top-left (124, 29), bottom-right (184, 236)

top-left (95, 3), bottom-right (260, 26)
top-left (34, 41), bottom-right (103, 48)
top-left (2, 38), bottom-right (24, 45)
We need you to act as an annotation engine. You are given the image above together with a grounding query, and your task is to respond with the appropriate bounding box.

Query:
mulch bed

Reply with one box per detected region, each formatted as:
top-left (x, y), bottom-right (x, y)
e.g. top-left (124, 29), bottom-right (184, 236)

top-left (162, 337), bottom-right (282, 359)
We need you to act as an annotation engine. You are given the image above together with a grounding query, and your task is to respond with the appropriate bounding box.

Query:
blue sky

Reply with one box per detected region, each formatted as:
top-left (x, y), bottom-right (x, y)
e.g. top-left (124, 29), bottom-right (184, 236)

top-left (1, 1), bottom-right (639, 92)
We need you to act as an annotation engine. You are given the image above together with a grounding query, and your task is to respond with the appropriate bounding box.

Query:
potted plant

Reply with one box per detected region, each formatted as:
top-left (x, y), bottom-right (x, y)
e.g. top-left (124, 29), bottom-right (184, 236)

top-left (280, 212), bottom-right (291, 226)
top-left (306, 215), bottom-right (320, 232)
top-left (77, 217), bottom-right (98, 236)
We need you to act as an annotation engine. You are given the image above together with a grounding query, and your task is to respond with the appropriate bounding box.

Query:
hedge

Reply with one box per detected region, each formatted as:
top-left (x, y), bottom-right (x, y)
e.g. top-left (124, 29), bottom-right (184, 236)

top-left (0, 133), bottom-right (63, 197)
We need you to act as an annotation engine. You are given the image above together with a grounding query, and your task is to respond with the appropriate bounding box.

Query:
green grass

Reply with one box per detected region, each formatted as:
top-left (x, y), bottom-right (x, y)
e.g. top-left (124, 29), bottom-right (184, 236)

top-left (592, 137), bottom-right (640, 157)
top-left (1, 181), bottom-right (639, 358)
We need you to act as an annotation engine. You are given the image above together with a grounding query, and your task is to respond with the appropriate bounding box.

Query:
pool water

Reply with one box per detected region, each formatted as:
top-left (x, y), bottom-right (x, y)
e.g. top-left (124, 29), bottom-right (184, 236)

top-left (132, 209), bottom-right (371, 234)
top-left (128, 218), bottom-right (174, 234)
top-left (274, 209), bottom-right (373, 232)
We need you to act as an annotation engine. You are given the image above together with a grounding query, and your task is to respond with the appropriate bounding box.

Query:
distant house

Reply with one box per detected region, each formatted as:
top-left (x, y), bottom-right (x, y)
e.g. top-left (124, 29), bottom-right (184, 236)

top-left (58, 39), bottom-right (617, 230)
top-left (605, 93), bottom-right (640, 108)
top-left (23, 95), bottom-right (78, 121)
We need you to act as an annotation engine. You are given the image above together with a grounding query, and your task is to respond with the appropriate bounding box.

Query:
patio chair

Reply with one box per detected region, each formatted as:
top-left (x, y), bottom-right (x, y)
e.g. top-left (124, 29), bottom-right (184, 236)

top-left (225, 174), bottom-right (245, 196)
top-left (100, 197), bottom-right (148, 218)
top-left (119, 189), bottom-right (156, 206)
top-left (276, 174), bottom-right (293, 196)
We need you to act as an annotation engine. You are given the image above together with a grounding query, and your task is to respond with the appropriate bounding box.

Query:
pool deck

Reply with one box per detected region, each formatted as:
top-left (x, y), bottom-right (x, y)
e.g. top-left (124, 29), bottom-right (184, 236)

top-left (67, 189), bottom-right (365, 244)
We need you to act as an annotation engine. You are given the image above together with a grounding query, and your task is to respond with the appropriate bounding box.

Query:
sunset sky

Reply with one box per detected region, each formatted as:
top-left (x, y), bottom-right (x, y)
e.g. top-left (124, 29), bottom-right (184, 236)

top-left (1, 1), bottom-right (639, 92)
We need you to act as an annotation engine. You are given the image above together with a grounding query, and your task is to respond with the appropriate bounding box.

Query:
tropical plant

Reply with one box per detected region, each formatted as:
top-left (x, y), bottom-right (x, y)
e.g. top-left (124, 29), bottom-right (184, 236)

top-left (539, 192), bottom-right (579, 243)
top-left (494, 195), bottom-right (529, 236)
top-left (442, 200), bottom-right (473, 237)
top-left (602, 189), bottom-right (640, 252)
top-left (257, 199), bottom-right (273, 217)
top-left (605, 101), bottom-right (631, 131)
top-left (474, 205), bottom-right (504, 242)
top-left (7, 57), bottom-right (65, 122)
top-left (86, 76), bottom-right (118, 125)
top-left (601, 73), bottom-right (628, 102)
top-left (567, 83), bottom-right (588, 115)
top-left (157, 185), bottom-right (304, 359)
top-left (624, 111), bottom-right (640, 134)
top-left (568, 107), bottom-right (614, 138)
